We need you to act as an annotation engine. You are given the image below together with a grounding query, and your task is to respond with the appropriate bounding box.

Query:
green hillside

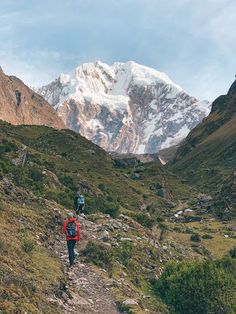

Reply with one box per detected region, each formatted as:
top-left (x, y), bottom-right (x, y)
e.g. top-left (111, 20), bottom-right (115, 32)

top-left (1, 120), bottom-right (235, 313)
top-left (0, 120), bottom-right (194, 216)
top-left (170, 80), bottom-right (236, 218)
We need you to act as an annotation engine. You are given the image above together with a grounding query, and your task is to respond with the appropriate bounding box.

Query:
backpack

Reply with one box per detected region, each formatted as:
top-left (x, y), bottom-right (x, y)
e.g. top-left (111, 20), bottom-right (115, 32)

top-left (66, 221), bottom-right (78, 237)
top-left (78, 195), bottom-right (85, 204)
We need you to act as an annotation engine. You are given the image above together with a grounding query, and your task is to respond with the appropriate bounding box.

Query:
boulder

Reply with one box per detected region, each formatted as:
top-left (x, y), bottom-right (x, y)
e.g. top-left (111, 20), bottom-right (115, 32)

top-left (123, 299), bottom-right (139, 306)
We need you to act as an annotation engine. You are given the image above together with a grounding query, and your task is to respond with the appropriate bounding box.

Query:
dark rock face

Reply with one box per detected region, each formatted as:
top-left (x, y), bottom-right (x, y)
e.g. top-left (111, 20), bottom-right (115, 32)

top-left (38, 61), bottom-right (210, 154)
top-left (15, 90), bottom-right (21, 106)
top-left (227, 79), bottom-right (236, 96)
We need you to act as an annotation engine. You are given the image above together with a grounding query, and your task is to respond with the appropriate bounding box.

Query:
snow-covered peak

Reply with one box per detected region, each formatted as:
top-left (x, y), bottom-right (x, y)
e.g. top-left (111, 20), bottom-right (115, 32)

top-left (113, 61), bottom-right (182, 91)
top-left (56, 61), bottom-right (182, 97)
top-left (38, 61), bottom-right (211, 154)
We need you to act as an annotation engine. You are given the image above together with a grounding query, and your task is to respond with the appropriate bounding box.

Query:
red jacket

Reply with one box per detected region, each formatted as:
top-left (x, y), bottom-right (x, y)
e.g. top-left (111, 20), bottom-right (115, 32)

top-left (63, 218), bottom-right (80, 241)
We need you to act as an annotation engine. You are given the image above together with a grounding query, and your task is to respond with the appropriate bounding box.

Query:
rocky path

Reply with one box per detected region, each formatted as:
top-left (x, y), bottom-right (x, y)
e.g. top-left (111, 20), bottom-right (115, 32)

top-left (52, 217), bottom-right (120, 314)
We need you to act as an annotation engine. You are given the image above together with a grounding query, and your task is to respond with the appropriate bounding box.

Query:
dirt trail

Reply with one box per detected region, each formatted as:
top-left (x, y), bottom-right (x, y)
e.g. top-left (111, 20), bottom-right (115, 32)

top-left (53, 217), bottom-right (120, 314)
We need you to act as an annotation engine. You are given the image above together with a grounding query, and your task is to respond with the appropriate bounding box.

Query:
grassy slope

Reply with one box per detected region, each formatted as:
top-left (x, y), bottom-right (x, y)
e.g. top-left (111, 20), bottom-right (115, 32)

top-left (1, 121), bottom-right (235, 313)
top-left (170, 82), bottom-right (236, 216)
top-left (0, 182), bottom-right (64, 313)
top-left (171, 115), bottom-right (236, 184)
top-left (0, 121), bottom-right (196, 313)
top-left (0, 121), bottom-right (194, 213)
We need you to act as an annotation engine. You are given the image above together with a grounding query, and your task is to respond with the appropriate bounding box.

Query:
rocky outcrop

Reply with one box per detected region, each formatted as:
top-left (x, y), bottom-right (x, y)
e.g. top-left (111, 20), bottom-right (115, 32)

top-left (38, 61), bottom-right (210, 153)
top-left (0, 66), bottom-right (65, 128)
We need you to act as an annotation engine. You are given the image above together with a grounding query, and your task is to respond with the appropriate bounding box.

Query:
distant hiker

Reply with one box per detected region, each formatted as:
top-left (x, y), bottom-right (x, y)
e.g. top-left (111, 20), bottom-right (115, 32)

top-left (63, 212), bottom-right (80, 266)
top-left (74, 192), bottom-right (85, 216)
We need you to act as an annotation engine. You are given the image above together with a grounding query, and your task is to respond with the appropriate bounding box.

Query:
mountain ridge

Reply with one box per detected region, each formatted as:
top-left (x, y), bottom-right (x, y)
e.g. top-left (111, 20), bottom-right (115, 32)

top-left (0, 66), bottom-right (65, 129)
top-left (170, 79), bottom-right (236, 218)
top-left (38, 61), bottom-right (211, 154)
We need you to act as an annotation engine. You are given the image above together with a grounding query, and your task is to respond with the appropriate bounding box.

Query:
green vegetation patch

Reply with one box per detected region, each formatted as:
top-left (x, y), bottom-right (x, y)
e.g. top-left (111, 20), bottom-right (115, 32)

top-left (153, 256), bottom-right (236, 314)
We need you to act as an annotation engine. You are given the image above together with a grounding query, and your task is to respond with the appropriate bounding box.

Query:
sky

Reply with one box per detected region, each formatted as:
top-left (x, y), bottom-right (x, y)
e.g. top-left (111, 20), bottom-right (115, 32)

top-left (0, 0), bottom-right (236, 101)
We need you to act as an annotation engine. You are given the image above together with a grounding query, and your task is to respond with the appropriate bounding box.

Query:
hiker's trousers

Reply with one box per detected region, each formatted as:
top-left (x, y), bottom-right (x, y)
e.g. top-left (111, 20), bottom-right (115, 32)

top-left (76, 203), bottom-right (84, 215)
top-left (67, 240), bottom-right (76, 265)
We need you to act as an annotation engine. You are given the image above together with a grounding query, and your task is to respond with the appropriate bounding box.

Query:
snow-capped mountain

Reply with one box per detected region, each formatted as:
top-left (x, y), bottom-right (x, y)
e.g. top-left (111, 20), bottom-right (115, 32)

top-left (38, 61), bottom-right (211, 153)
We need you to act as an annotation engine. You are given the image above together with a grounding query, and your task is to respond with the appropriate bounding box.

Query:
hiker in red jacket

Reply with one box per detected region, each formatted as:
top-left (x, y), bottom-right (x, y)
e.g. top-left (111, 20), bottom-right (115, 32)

top-left (63, 212), bottom-right (80, 266)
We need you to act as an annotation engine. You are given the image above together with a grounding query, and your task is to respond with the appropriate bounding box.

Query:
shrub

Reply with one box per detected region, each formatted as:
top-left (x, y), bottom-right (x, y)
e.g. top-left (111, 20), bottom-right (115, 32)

top-left (190, 233), bottom-right (201, 242)
top-left (153, 257), bottom-right (236, 314)
top-left (116, 301), bottom-right (134, 314)
top-left (0, 140), bottom-right (17, 153)
top-left (127, 212), bottom-right (155, 228)
top-left (84, 197), bottom-right (101, 214)
top-left (106, 195), bottom-right (114, 202)
top-left (81, 241), bottom-right (112, 270)
top-left (135, 213), bottom-right (154, 228)
top-left (98, 183), bottom-right (107, 192)
top-left (85, 197), bottom-right (120, 218)
top-left (159, 223), bottom-right (168, 241)
top-left (44, 190), bottom-right (72, 207)
top-left (59, 175), bottom-right (77, 191)
top-left (202, 234), bottom-right (213, 239)
top-left (229, 247), bottom-right (236, 259)
top-left (104, 203), bottom-right (120, 218)
top-left (29, 168), bottom-right (43, 182)
top-left (57, 191), bottom-right (72, 207)
top-left (114, 241), bottom-right (136, 267)
top-left (23, 240), bottom-right (35, 253)
top-left (44, 160), bottom-right (55, 170)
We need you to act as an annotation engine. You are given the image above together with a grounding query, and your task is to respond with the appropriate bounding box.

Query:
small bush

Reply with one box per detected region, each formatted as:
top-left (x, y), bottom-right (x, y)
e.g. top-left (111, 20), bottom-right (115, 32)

top-left (229, 247), bottom-right (236, 259)
top-left (202, 234), bottom-right (213, 239)
top-left (159, 223), bottom-right (168, 241)
top-left (98, 183), bottom-right (107, 192)
top-left (127, 212), bottom-right (155, 228)
top-left (114, 241), bottom-right (135, 267)
top-left (59, 175), bottom-right (77, 191)
top-left (44, 160), bottom-right (55, 170)
top-left (85, 197), bottom-right (120, 218)
top-left (23, 240), bottom-right (35, 253)
top-left (29, 168), bottom-right (43, 182)
top-left (173, 226), bottom-right (183, 232)
top-left (185, 227), bottom-right (194, 234)
top-left (106, 195), bottom-right (114, 202)
top-left (44, 190), bottom-right (72, 207)
top-left (190, 233), bottom-right (201, 242)
top-left (135, 213), bottom-right (154, 228)
top-left (0, 140), bottom-right (17, 153)
top-left (81, 241), bottom-right (112, 269)
top-left (104, 204), bottom-right (120, 218)
top-left (116, 301), bottom-right (134, 314)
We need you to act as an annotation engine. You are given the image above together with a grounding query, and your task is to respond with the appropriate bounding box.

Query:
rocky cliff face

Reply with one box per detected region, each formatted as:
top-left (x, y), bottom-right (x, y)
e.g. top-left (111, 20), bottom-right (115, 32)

top-left (38, 61), bottom-right (210, 153)
top-left (0, 67), bottom-right (65, 128)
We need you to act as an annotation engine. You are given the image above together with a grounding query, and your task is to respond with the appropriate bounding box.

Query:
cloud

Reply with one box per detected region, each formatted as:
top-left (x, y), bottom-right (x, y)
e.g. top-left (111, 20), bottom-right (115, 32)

top-left (0, 0), bottom-right (235, 100)
top-left (0, 46), bottom-right (65, 86)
